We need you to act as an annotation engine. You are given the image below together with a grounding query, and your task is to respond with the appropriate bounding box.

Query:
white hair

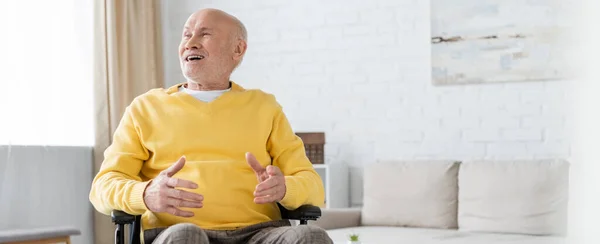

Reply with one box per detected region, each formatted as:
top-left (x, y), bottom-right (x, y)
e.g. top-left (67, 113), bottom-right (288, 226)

top-left (230, 15), bottom-right (247, 70)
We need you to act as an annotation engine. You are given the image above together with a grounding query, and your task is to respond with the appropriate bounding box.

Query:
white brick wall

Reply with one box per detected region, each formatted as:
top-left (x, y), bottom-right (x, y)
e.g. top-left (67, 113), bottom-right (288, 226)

top-left (161, 0), bottom-right (571, 206)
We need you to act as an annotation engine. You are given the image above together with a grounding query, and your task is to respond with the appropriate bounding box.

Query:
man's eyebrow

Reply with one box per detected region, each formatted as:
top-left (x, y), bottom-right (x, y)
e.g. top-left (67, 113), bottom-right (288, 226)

top-left (183, 26), bottom-right (213, 32)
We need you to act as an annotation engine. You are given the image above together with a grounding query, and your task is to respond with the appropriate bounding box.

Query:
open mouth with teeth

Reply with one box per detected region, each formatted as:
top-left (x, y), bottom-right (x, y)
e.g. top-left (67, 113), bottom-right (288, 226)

top-left (186, 55), bottom-right (205, 62)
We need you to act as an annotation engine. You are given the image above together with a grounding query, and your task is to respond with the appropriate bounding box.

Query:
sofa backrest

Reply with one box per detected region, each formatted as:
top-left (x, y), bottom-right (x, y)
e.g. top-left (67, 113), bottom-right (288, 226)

top-left (360, 159), bottom-right (569, 236)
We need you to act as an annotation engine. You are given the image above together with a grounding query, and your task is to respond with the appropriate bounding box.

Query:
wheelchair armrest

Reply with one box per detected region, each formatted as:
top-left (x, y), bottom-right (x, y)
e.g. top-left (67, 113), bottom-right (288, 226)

top-left (111, 205), bottom-right (321, 224)
top-left (111, 210), bottom-right (137, 225)
top-left (279, 204), bottom-right (321, 221)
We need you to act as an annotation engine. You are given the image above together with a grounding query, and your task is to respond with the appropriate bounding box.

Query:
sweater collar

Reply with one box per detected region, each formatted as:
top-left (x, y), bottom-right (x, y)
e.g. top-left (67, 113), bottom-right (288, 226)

top-left (167, 81), bottom-right (244, 94)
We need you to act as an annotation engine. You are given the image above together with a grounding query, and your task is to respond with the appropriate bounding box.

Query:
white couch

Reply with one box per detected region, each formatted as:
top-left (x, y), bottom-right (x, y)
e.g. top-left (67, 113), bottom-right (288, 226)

top-left (311, 159), bottom-right (569, 244)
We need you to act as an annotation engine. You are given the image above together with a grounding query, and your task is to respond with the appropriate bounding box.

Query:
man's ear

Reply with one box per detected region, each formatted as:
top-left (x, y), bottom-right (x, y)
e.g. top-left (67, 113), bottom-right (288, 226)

top-left (233, 39), bottom-right (247, 61)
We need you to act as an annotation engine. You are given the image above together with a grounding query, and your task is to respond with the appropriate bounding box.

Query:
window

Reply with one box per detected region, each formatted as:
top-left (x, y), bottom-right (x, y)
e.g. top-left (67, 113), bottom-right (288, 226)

top-left (0, 0), bottom-right (94, 146)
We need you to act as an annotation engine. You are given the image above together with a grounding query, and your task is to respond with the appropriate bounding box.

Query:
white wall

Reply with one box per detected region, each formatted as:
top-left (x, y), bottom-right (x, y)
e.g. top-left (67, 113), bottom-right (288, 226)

top-left (161, 0), bottom-right (571, 206)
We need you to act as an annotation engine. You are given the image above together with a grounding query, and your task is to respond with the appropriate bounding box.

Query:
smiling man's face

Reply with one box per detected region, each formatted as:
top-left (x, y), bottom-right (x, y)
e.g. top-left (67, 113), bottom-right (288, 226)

top-left (179, 9), bottom-right (245, 86)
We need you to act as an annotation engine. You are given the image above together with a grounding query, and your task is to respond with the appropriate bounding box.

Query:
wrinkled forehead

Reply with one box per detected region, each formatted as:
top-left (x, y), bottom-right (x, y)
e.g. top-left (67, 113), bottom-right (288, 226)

top-left (183, 10), bottom-right (233, 32)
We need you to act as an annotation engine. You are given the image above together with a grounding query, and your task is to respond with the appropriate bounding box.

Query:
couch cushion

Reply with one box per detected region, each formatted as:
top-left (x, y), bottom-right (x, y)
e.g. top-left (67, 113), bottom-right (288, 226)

top-left (458, 159), bottom-right (569, 236)
top-left (326, 226), bottom-right (566, 244)
top-left (361, 160), bottom-right (459, 229)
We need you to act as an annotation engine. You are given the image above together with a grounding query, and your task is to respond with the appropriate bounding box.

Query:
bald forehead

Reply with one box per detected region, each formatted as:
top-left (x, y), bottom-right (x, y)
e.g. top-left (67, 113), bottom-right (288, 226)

top-left (188, 9), bottom-right (231, 23)
top-left (184, 9), bottom-right (246, 40)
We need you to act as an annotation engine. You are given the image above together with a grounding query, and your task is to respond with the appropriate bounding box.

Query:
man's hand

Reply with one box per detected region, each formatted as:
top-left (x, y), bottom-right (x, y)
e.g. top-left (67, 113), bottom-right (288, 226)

top-left (246, 152), bottom-right (286, 204)
top-left (143, 156), bottom-right (204, 217)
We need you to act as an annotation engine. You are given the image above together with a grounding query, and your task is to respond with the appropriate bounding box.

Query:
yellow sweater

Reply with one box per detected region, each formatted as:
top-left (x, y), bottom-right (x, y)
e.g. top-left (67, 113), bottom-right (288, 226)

top-left (89, 82), bottom-right (325, 233)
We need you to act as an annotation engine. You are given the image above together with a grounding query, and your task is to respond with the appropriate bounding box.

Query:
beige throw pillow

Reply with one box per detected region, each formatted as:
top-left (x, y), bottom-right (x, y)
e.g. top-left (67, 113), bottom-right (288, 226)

top-left (457, 159), bottom-right (569, 236)
top-left (361, 160), bottom-right (460, 229)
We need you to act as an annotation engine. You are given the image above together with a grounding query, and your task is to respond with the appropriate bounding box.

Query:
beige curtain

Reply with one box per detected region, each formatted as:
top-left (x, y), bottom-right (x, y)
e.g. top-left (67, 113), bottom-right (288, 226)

top-left (93, 0), bottom-right (164, 243)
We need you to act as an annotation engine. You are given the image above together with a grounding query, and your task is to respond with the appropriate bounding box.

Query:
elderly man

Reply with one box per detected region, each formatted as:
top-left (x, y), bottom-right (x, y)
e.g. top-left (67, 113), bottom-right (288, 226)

top-left (89, 8), bottom-right (333, 244)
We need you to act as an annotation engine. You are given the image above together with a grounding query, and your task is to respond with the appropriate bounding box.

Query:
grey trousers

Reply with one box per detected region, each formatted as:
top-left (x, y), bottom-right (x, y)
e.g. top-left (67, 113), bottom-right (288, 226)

top-left (145, 220), bottom-right (333, 244)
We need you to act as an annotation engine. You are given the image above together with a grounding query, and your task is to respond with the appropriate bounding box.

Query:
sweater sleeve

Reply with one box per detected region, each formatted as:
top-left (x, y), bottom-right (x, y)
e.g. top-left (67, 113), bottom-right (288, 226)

top-left (89, 105), bottom-right (151, 216)
top-left (267, 104), bottom-right (326, 210)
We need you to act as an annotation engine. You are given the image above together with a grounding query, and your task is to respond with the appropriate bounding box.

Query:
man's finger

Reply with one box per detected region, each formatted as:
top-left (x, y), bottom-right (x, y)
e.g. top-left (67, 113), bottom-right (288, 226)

top-left (254, 185), bottom-right (278, 197)
top-left (255, 177), bottom-right (279, 192)
top-left (254, 195), bottom-right (278, 204)
top-left (166, 197), bottom-right (203, 208)
top-left (166, 177), bottom-right (198, 189)
top-left (245, 152), bottom-right (264, 173)
top-left (258, 171), bottom-right (269, 182)
top-left (167, 188), bottom-right (204, 202)
top-left (266, 165), bottom-right (282, 176)
top-left (165, 156), bottom-right (186, 177)
top-left (165, 206), bottom-right (194, 217)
